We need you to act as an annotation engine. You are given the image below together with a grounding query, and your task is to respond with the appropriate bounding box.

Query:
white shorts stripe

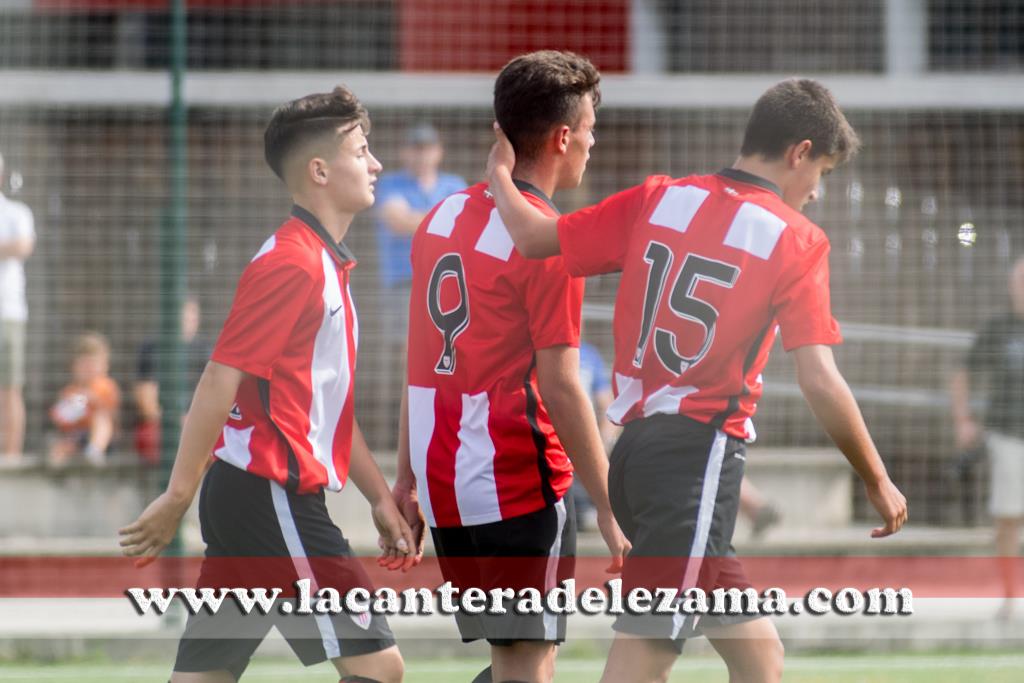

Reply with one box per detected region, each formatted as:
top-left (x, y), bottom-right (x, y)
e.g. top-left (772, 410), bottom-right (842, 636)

top-left (543, 497), bottom-right (568, 640)
top-left (408, 385), bottom-right (438, 527)
top-left (671, 430), bottom-right (727, 639)
top-left (453, 392), bottom-right (501, 526)
top-left (269, 482), bottom-right (343, 658)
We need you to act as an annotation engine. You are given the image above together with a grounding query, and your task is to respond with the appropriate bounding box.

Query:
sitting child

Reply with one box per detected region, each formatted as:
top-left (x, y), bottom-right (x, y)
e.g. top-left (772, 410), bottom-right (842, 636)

top-left (49, 332), bottom-right (120, 467)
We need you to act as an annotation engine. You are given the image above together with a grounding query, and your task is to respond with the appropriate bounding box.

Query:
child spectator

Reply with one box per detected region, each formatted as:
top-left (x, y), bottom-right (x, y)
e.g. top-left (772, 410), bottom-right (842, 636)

top-left (49, 332), bottom-right (120, 467)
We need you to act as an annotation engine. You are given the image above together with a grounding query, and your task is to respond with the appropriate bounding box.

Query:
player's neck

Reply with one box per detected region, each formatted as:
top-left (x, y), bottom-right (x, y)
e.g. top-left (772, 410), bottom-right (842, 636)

top-left (511, 162), bottom-right (558, 200)
top-left (291, 196), bottom-right (353, 243)
top-left (731, 156), bottom-right (786, 192)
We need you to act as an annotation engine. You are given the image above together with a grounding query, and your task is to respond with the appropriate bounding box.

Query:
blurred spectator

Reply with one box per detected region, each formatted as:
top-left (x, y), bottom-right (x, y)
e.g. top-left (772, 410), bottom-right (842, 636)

top-left (951, 256), bottom-right (1024, 620)
top-left (49, 332), bottom-right (120, 467)
top-left (0, 151), bottom-right (34, 462)
top-left (374, 123), bottom-right (466, 340)
top-left (571, 340), bottom-right (620, 530)
top-left (133, 294), bottom-right (211, 465)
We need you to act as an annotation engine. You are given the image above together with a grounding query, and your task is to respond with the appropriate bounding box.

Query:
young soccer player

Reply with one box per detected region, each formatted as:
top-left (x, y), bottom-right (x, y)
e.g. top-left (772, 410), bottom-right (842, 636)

top-left (393, 51), bottom-right (628, 683)
top-left (119, 86), bottom-right (416, 683)
top-left (487, 78), bottom-right (908, 683)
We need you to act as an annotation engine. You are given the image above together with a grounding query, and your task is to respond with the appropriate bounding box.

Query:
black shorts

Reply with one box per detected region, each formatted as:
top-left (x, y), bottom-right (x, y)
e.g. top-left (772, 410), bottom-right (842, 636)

top-left (608, 414), bottom-right (757, 651)
top-left (174, 460), bottom-right (395, 679)
top-left (430, 495), bottom-right (576, 646)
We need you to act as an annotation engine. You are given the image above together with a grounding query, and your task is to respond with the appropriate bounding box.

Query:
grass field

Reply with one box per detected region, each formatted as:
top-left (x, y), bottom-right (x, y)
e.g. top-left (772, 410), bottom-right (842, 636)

top-left (1, 653), bottom-right (1022, 682)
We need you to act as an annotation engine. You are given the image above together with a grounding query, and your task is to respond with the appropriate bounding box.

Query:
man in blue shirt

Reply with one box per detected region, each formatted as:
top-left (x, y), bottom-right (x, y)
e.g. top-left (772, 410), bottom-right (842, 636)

top-left (375, 123), bottom-right (466, 328)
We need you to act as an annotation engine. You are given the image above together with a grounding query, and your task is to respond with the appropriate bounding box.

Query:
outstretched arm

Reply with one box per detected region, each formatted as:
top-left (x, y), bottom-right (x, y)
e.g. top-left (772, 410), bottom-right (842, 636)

top-left (485, 126), bottom-right (561, 258)
top-left (119, 361), bottom-right (243, 564)
top-left (792, 344), bottom-right (908, 537)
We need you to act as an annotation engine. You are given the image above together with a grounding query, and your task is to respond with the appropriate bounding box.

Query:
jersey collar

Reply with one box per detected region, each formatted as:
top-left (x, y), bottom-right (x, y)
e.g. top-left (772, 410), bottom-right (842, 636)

top-left (512, 179), bottom-right (560, 215)
top-left (290, 204), bottom-right (357, 267)
top-left (717, 168), bottom-right (783, 199)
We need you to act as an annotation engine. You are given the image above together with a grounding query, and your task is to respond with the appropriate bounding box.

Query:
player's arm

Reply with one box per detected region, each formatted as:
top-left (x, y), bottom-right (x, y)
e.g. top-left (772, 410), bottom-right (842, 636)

top-left (391, 378), bottom-right (426, 562)
top-left (950, 326), bottom-right (989, 451)
top-left (792, 344), bottom-right (908, 537)
top-left (0, 235), bottom-right (33, 259)
top-left (536, 346), bottom-right (630, 571)
top-left (379, 197), bottom-right (428, 236)
top-left (949, 368), bottom-right (982, 450)
top-left (486, 127), bottom-right (561, 258)
top-left (86, 407), bottom-right (115, 456)
top-left (119, 360), bottom-right (244, 564)
top-left (348, 418), bottom-right (418, 571)
top-left (593, 387), bottom-right (621, 450)
top-left (134, 380), bottom-right (161, 422)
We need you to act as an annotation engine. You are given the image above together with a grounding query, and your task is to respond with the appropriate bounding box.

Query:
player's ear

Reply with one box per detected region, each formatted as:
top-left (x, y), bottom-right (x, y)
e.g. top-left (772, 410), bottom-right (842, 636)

top-left (308, 156), bottom-right (330, 186)
top-left (786, 139), bottom-right (814, 168)
top-left (554, 124), bottom-right (572, 155)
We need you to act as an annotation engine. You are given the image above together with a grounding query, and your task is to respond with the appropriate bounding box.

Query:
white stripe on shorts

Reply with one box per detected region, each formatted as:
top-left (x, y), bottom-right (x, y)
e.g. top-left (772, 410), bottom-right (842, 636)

top-left (671, 430), bottom-right (727, 639)
top-left (543, 497), bottom-right (568, 640)
top-left (269, 482), bottom-right (343, 658)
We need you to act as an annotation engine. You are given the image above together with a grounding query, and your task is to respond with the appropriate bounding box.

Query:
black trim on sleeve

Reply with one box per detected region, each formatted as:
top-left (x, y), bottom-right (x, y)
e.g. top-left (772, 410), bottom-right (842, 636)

top-left (717, 168), bottom-right (783, 199)
top-left (523, 357), bottom-right (558, 508)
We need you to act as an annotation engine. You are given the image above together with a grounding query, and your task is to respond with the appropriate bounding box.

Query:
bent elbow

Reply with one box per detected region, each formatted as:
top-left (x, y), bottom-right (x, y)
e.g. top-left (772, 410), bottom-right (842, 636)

top-left (519, 245), bottom-right (542, 260)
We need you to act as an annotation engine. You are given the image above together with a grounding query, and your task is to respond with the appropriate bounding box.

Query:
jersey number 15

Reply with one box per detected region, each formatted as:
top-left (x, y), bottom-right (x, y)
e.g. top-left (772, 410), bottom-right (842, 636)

top-left (634, 242), bottom-right (740, 375)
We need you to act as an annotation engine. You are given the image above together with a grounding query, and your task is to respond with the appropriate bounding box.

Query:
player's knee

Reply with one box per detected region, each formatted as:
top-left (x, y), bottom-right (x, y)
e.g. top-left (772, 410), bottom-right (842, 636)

top-left (339, 647), bottom-right (404, 683)
top-left (371, 647), bottom-right (405, 683)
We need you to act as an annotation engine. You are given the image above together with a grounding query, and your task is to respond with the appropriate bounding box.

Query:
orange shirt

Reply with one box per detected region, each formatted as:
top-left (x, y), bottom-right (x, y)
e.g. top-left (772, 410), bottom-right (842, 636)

top-left (51, 376), bottom-right (120, 433)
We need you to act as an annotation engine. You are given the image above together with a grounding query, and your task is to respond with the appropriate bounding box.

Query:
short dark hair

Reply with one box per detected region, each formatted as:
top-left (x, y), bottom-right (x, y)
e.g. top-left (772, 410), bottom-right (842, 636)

top-left (740, 79), bottom-right (860, 165)
top-left (264, 86), bottom-right (370, 181)
top-left (494, 50), bottom-right (601, 162)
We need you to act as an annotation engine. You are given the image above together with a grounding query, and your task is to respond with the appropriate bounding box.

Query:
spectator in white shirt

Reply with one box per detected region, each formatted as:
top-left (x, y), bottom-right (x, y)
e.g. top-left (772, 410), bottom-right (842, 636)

top-left (0, 151), bottom-right (35, 462)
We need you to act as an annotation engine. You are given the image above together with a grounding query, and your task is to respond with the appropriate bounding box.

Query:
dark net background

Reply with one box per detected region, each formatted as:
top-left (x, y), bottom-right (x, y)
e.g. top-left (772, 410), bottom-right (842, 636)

top-left (1, 0), bottom-right (1022, 528)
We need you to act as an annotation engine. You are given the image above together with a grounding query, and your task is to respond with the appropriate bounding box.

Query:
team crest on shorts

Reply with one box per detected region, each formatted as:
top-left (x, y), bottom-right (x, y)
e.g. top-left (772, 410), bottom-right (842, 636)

top-left (350, 611), bottom-right (372, 630)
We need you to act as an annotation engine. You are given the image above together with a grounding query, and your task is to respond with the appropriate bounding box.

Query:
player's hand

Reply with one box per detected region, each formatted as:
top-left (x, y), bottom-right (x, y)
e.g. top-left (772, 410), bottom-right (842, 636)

top-left (118, 491), bottom-right (190, 567)
top-left (865, 477), bottom-right (908, 538)
top-left (954, 418), bottom-right (981, 451)
top-left (372, 498), bottom-right (417, 572)
top-left (391, 481), bottom-right (426, 566)
top-left (596, 508), bottom-right (631, 573)
top-left (485, 123), bottom-right (515, 184)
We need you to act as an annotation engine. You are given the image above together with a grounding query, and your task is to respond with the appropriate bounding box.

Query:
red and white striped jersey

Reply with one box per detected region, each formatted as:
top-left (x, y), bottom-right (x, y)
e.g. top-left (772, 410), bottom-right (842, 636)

top-left (407, 181), bottom-right (581, 528)
top-left (557, 169), bottom-right (842, 440)
top-left (211, 206), bottom-right (359, 494)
